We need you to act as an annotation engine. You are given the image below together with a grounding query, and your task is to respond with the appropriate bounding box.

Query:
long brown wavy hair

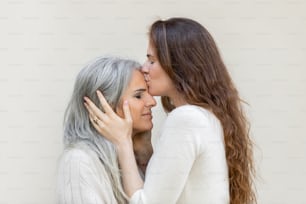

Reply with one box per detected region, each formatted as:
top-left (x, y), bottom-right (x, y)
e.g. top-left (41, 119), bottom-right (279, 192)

top-left (149, 17), bottom-right (256, 204)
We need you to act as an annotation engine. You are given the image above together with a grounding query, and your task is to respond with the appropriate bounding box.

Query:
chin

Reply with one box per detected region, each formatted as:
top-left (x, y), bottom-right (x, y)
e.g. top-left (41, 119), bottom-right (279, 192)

top-left (134, 124), bottom-right (153, 133)
top-left (147, 123), bottom-right (153, 130)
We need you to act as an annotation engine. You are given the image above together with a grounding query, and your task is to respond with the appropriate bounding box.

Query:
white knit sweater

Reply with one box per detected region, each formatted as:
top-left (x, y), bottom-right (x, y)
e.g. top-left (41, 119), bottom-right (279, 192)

top-left (56, 142), bottom-right (118, 204)
top-left (130, 105), bottom-right (229, 204)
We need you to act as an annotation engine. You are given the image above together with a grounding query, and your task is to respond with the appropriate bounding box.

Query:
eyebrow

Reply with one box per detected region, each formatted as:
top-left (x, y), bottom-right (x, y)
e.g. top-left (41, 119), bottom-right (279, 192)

top-left (134, 88), bottom-right (147, 93)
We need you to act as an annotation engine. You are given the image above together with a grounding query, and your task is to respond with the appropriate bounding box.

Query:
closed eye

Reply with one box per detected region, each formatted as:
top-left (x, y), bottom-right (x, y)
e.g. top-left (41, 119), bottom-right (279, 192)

top-left (146, 54), bottom-right (155, 64)
top-left (133, 88), bottom-right (146, 99)
top-left (134, 94), bottom-right (142, 99)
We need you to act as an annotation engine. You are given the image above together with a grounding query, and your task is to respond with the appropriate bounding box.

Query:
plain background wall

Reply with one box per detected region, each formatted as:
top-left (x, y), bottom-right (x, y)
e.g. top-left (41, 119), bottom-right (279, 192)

top-left (0, 0), bottom-right (305, 203)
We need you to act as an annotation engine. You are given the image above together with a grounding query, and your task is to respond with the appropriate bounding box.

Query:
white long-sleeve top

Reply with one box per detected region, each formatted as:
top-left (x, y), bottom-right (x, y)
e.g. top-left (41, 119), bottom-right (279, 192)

top-left (56, 142), bottom-right (118, 204)
top-left (130, 105), bottom-right (229, 204)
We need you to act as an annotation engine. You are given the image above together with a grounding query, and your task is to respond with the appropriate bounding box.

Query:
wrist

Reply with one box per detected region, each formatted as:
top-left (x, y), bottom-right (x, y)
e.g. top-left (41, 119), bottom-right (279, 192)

top-left (115, 138), bottom-right (133, 152)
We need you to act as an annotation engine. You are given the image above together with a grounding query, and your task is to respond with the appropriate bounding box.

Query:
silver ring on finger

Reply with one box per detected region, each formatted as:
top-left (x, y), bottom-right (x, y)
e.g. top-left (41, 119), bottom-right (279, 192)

top-left (93, 117), bottom-right (99, 124)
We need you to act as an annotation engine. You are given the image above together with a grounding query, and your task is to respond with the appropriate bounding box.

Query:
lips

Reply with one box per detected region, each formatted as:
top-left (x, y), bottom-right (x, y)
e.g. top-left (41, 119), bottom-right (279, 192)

top-left (142, 112), bottom-right (152, 118)
top-left (144, 74), bottom-right (150, 83)
top-left (142, 113), bottom-right (152, 116)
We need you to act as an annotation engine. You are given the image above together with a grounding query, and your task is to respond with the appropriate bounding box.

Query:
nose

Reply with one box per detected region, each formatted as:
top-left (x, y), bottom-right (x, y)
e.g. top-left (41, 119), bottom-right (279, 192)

top-left (146, 94), bottom-right (157, 108)
top-left (141, 61), bottom-right (150, 74)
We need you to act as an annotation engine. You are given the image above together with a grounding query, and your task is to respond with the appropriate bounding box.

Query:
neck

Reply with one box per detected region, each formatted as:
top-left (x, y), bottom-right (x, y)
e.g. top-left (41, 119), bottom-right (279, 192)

top-left (131, 130), bottom-right (137, 138)
top-left (168, 91), bottom-right (187, 108)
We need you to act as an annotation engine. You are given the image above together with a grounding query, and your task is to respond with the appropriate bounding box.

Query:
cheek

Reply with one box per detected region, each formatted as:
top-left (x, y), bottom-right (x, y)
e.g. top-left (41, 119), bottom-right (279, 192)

top-left (150, 66), bottom-right (168, 85)
top-left (150, 65), bottom-right (158, 78)
top-left (129, 101), bottom-right (144, 121)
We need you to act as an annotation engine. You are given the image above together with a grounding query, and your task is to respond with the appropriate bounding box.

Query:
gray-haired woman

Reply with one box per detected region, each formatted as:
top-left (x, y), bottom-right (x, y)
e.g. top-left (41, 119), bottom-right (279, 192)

top-left (56, 56), bottom-right (156, 204)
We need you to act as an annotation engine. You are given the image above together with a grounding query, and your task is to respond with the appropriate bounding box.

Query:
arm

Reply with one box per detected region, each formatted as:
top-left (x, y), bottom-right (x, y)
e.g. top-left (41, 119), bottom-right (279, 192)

top-left (116, 139), bottom-right (144, 196)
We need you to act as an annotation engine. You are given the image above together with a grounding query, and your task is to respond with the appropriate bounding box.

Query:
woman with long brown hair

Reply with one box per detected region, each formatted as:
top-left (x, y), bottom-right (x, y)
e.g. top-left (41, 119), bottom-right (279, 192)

top-left (84, 17), bottom-right (256, 204)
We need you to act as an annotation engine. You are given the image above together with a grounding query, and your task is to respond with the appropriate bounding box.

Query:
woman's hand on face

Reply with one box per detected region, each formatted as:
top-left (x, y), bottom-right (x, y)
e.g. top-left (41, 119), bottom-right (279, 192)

top-left (84, 90), bottom-right (133, 147)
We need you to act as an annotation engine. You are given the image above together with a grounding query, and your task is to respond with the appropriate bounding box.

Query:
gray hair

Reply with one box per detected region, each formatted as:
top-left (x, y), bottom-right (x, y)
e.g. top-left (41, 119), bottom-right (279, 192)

top-left (63, 56), bottom-right (141, 203)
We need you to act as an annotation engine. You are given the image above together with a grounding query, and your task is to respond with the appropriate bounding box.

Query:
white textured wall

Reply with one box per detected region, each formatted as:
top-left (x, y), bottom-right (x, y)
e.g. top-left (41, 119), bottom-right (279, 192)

top-left (0, 0), bottom-right (305, 203)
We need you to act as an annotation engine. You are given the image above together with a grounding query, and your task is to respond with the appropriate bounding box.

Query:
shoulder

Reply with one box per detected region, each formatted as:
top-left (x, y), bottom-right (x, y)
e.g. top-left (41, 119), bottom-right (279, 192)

top-left (57, 142), bottom-right (109, 184)
top-left (61, 143), bottom-right (92, 159)
top-left (166, 105), bottom-right (219, 128)
top-left (56, 143), bottom-right (116, 204)
top-left (58, 142), bottom-right (99, 170)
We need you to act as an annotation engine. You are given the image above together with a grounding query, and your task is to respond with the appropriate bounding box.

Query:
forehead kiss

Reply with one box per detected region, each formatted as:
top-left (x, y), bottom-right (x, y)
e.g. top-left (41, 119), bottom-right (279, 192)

top-left (116, 70), bottom-right (156, 134)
